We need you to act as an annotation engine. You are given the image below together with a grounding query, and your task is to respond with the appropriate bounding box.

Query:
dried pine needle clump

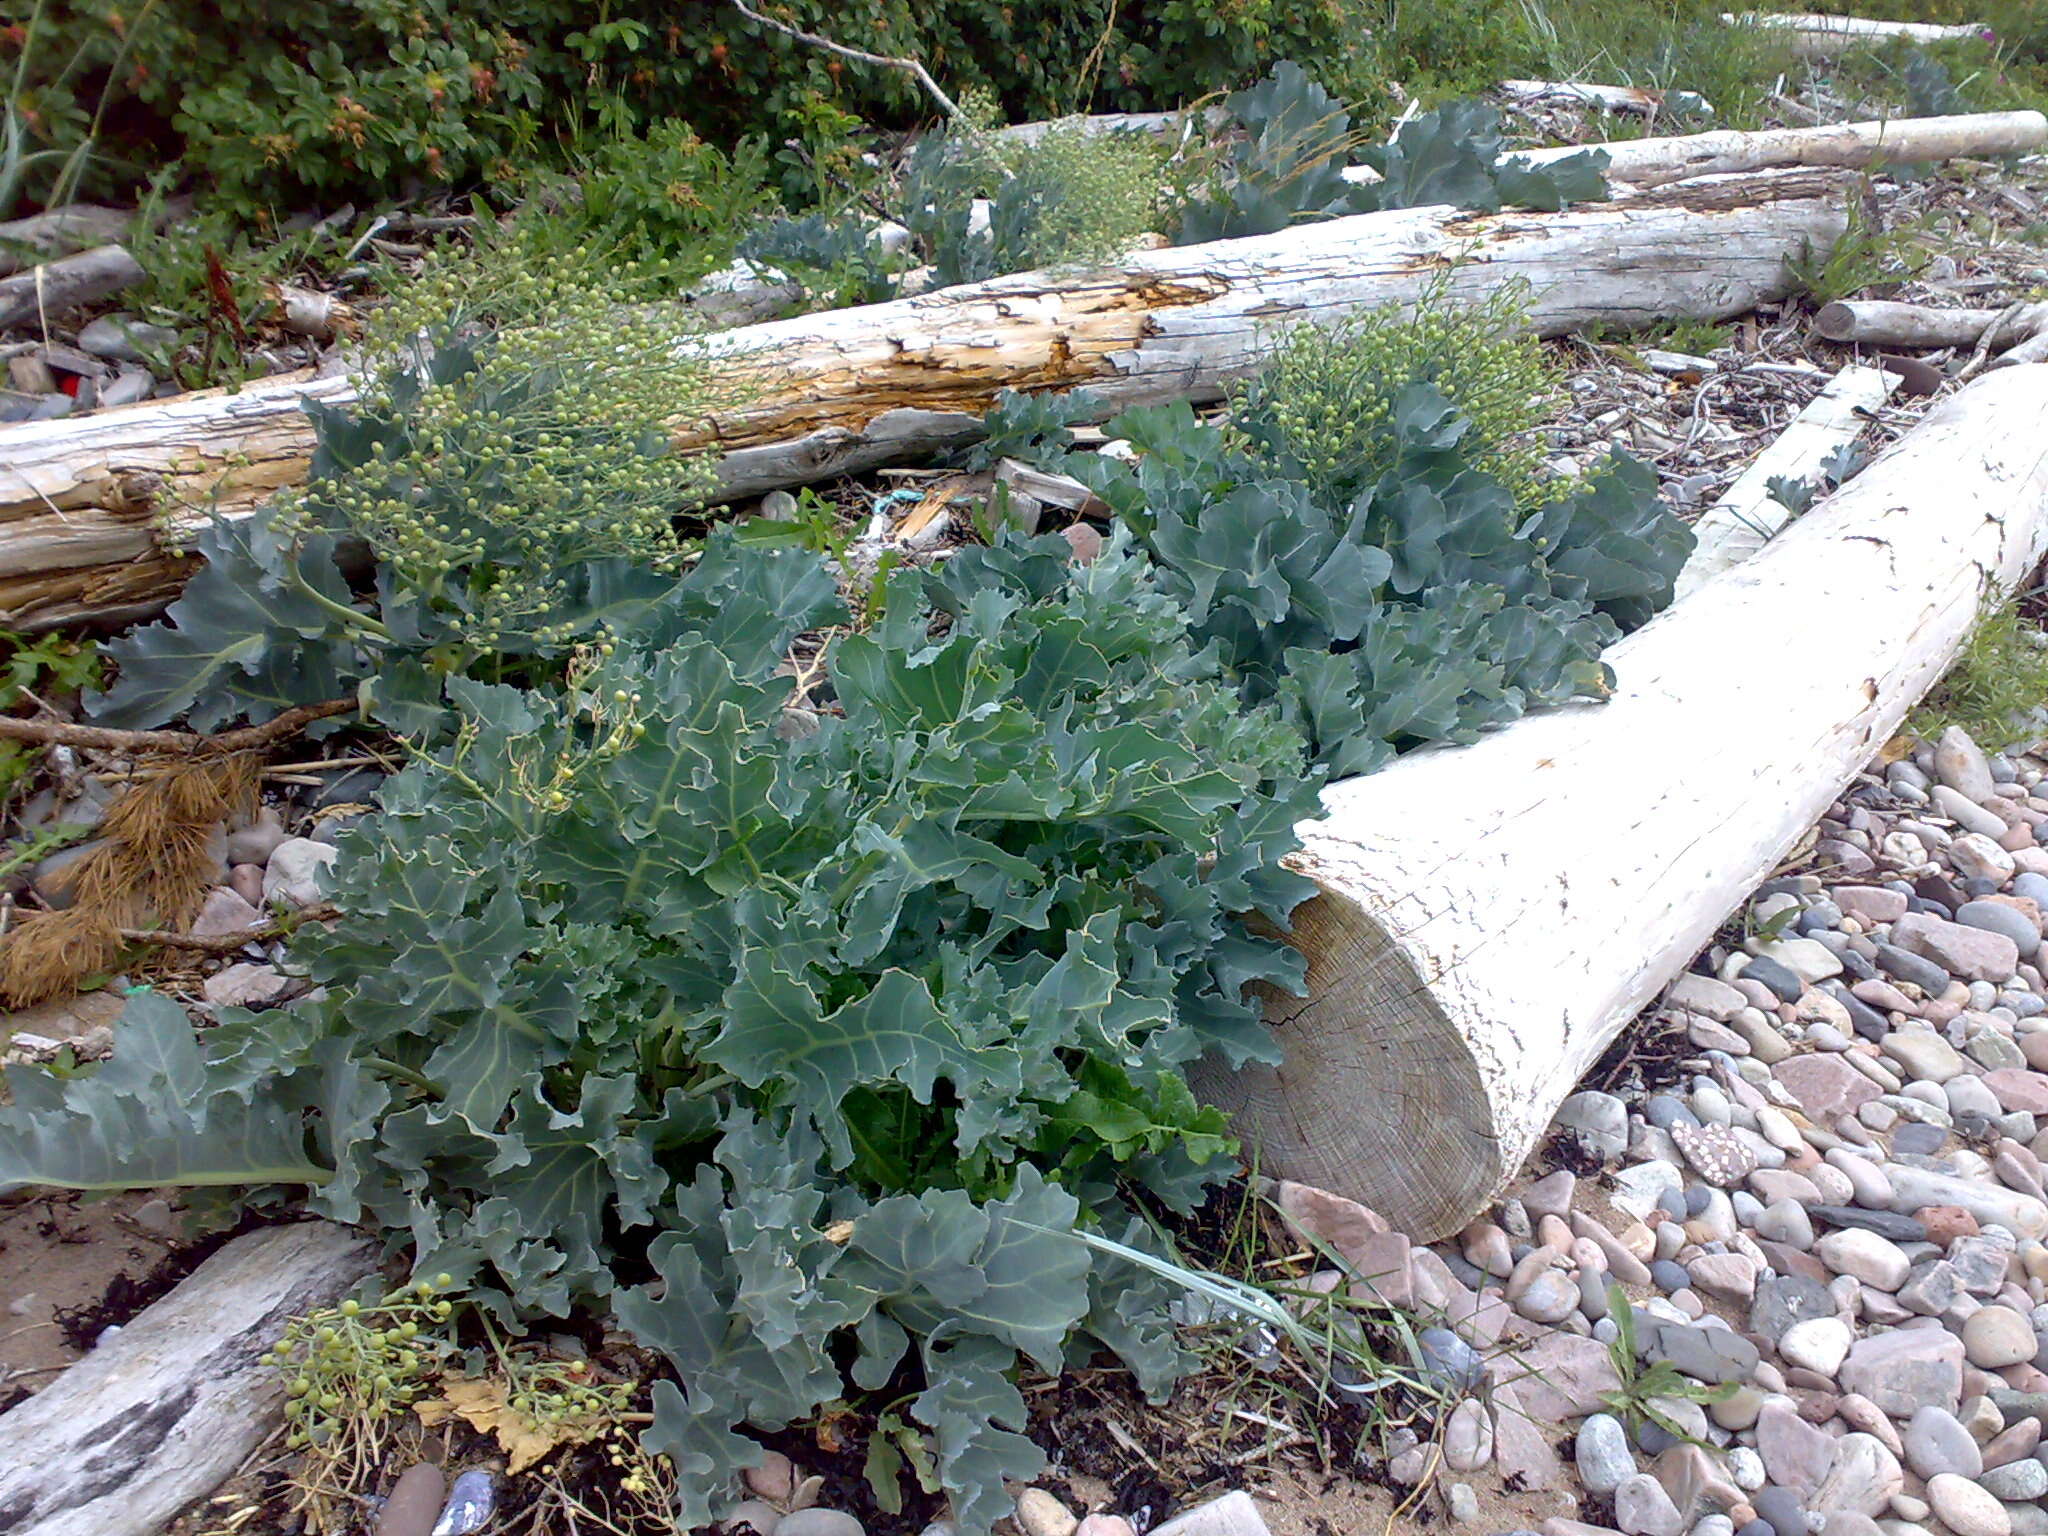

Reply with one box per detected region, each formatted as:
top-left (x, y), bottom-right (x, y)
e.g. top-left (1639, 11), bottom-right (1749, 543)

top-left (0, 754), bottom-right (258, 1007)
top-left (276, 228), bottom-right (728, 653)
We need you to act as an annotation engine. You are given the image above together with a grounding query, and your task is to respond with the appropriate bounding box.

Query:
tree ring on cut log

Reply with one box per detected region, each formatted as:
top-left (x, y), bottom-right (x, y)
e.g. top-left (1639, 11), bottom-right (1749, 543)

top-left (1189, 886), bottom-right (1494, 1242)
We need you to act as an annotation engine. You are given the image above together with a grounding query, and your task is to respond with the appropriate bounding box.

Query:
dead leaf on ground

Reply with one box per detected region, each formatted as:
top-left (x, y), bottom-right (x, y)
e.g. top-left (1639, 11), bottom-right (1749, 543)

top-left (416, 1376), bottom-right (595, 1474)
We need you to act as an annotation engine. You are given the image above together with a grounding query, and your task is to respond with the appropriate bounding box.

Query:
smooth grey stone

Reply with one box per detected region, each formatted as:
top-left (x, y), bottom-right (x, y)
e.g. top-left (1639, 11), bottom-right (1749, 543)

top-left (1893, 1122), bottom-right (1949, 1156)
top-left (1651, 1259), bottom-right (1690, 1293)
top-left (1750, 1485), bottom-right (1805, 1536)
top-left (1877, 944), bottom-right (1953, 994)
top-left (1644, 1319), bottom-right (1759, 1385)
top-left (1959, 900), bottom-right (2042, 960)
top-left (1744, 956), bottom-right (1805, 1002)
top-left (1752, 1274), bottom-right (1835, 1342)
top-left (75, 312), bottom-right (178, 361)
top-left (1808, 1204), bottom-right (1928, 1242)
top-left (1575, 1412), bottom-right (1636, 1494)
top-left (1979, 1457), bottom-right (2048, 1500)
top-left (1648, 1094), bottom-right (1701, 1131)
top-left (1415, 1327), bottom-right (1485, 1391)
top-left (1827, 982), bottom-right (1890, 1040)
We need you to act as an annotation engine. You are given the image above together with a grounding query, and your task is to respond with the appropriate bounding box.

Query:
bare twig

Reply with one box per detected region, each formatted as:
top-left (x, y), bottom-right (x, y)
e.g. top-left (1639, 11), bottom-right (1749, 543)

top-left (0, 698), bottom-right (357, 755)
top-left (117, 903), bottom-right (340, 955)
top-left (729, 0), bottom-right (961, 120)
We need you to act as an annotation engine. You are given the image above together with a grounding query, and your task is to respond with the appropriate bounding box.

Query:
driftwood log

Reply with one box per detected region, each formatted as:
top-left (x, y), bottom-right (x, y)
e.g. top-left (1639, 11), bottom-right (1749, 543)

top-left (1437, 110), bottom-right (2047, 190)
top-left (0, 205), bottom-right (133, 277)
top-left (1673, 362), bottom-right (1897, 599)
top-left (1723, 11), bottom-right (1990, 55)
top-left (1498, 79), bottom-right (1712, 117)
top-left (0, 1221), bottom-right (378, 1536)
top-left (0, 169), bottom-right (1853, 629)
top-left (0, 168), bottom-right (1857, 630)
top-left (0, 245), bottom-right (145, 330)
top-left (1815, 298), bottom-right (2048, 349)
top-left (1192, 366), bottom-right (2048, 1240)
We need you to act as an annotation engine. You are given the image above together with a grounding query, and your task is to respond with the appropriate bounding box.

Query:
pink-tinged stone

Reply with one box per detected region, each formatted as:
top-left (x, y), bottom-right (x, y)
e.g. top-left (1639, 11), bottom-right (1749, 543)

top-left (1919, 1205), bottom-right (1982, 1245)
top-left (1775, 1053), bottom-right (1881, 1120)
top-left (1497, 1332), bottom-right (1623, 1421)
top-left (1835, 885), bottom-right (1909, 924)
top-left (1982, 1417), bottom-right (2043, 1469)
top-left (1854, 978), bottom-right (1918, 1013)
top-left (2026, 1033), bottom-right (2048, 1073)
top-left (1894, 911), bottom-right (2021, 983)
top-left (1275, 1180), bottom-right (1388, 1266)
top-left (2001, 822), bottom-right (2035, 853)
top-left (1489, 1380), bottom-right (1562, 1491)
top-left (1347, 1230), bottom-right (1412, 1308)
top-left (1756, 1401), bottom-right (1834, 1498)
top-left (1839, 1329), bottom-right (1966, 1418)
top-left (1983, 1068), bottom-right (2048, 1114)
top-left (2014, 848), bottom-right (2048, 877)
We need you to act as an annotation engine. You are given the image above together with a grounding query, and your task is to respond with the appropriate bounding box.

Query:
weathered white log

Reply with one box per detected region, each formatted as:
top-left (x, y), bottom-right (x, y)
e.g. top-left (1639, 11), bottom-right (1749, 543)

top-left (1992, 328), bottom-right (2048, 370)
top-left (1724, 11), bottom-right (1988, 55)
top-left (1673, 362), bottom-right (1897, 598)
top-left (0, 1221), bottom-right (379, 1536)
top-left (1400, 110), bottom-right (2047, 190)
top-left (1499, 79), bottom-right (1713, 117)
top-left (0, 205), bottom-right (132, 277)
top-left (0, 168), bottom-right (1853, 629)
top-left (1816, 298), bottom-right (2048, 348)
top-left (1191, 367), bottom-right (2048, 1240)
top-left (987, 106), bottom-right (1228, 150)
top-left (0, 245), bottom-right (146, 329)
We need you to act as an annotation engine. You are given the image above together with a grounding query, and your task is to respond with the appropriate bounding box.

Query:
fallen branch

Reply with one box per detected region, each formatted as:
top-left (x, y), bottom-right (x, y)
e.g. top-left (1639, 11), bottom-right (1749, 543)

top-left (729, 0), bottom-right (961, 119)
top-left (1192, 366), bottom-right (2048, 1240)
top-left (0, 698), bottom-right (357, 754)
top-left (0, 167), bottom-right (1860, 629)
top-left (119, 903), bottom-right (340, 954)
top-left (1673, 362), bottom-right (1897, 599)
top-left (0, 245), bottom-right (145, 329)
top-left (1498, 79), bottom-right (1712, 117)
top-left (1815, 298), bottom-right (2048, 349)
top-left (0, 205), bottom-right (132, 278)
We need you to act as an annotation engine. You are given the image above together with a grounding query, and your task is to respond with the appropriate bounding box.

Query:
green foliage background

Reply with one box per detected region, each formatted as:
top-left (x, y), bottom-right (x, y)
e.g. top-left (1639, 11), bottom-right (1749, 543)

top-left (4, 0), bottom-right (1355, 216)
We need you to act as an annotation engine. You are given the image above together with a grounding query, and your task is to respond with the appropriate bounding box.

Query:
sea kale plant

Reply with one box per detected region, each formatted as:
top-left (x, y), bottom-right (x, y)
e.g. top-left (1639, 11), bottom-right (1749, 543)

top-left (1002, 320), bottom-right (1693, 775)
top-left (1172, 63), bottom-right (1611, 244)
top-left (0, 234), bottom-right (1322, 1527)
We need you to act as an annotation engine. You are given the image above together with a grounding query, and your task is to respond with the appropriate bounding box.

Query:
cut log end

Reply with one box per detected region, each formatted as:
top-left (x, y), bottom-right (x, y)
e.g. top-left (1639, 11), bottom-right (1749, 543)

top-left (1191, 888), bottom-right (1496, 1241)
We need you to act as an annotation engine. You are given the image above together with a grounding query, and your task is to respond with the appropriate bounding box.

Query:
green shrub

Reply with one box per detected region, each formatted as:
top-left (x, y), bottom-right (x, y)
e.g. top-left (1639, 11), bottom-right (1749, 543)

top-left (1234, 280), bottom-right (1557, 507)
top-left (1910, 595), bottom-right (2048, 750)
top-left (2, 0), bottom-right (1366, 219)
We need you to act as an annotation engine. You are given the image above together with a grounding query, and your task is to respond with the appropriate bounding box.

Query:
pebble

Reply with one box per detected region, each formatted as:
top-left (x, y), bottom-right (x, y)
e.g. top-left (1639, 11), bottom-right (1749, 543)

top-left (1557, 1090), bottom-right (1629, 1160)
top-left (1777, 1316), bottom-right (1851, 1375)
top-left (1816, 1227), bottom-right (1912, 1288)
top-left (1574, 1412), bottom-right (1634, 1494)
top-left (263, 837), bottom-right (338, 907)
top-left (1925, 1473), bottom-right (2011, 1536)
top-left (1962, 1304), bottom-right (2039, 1367)
top-left (76, 312), bottom-right (179, 361)
top-left (1016, 1489), bottom-right (1078, 1536)
top-left (374, 1464), bottom-right (445, 1536)
top-left (1614, 1473), bottom-right (1684, 1536)
top-left (1443, 1398), bottom-right (1492, 1471)
top-left (1902, 1405), bottom-right (1983, 1479)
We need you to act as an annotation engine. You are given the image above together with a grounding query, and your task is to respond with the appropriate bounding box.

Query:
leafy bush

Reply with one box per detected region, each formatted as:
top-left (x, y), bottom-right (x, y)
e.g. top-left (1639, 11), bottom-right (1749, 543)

top-left (1037, 379), bottom-right (1691, 775)
top-left (3, 0), bottom-right (1362, 218)
top-left (1235, 281), bottom-right (1556, 507)
top-left (1, 515), bottom-right (1319, 1528)
top-left (1173, 64), bottom-right (1607, 244)
top-left (1909, 594), bottom-right (2048, 749)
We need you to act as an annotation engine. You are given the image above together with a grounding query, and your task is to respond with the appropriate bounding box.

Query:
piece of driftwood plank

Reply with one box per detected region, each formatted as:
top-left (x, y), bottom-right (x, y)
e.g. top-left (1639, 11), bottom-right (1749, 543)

top-left (1674, 362), bottom-right (1899, 598)
top-left (0, 1221), bottom-right (379, 1536)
